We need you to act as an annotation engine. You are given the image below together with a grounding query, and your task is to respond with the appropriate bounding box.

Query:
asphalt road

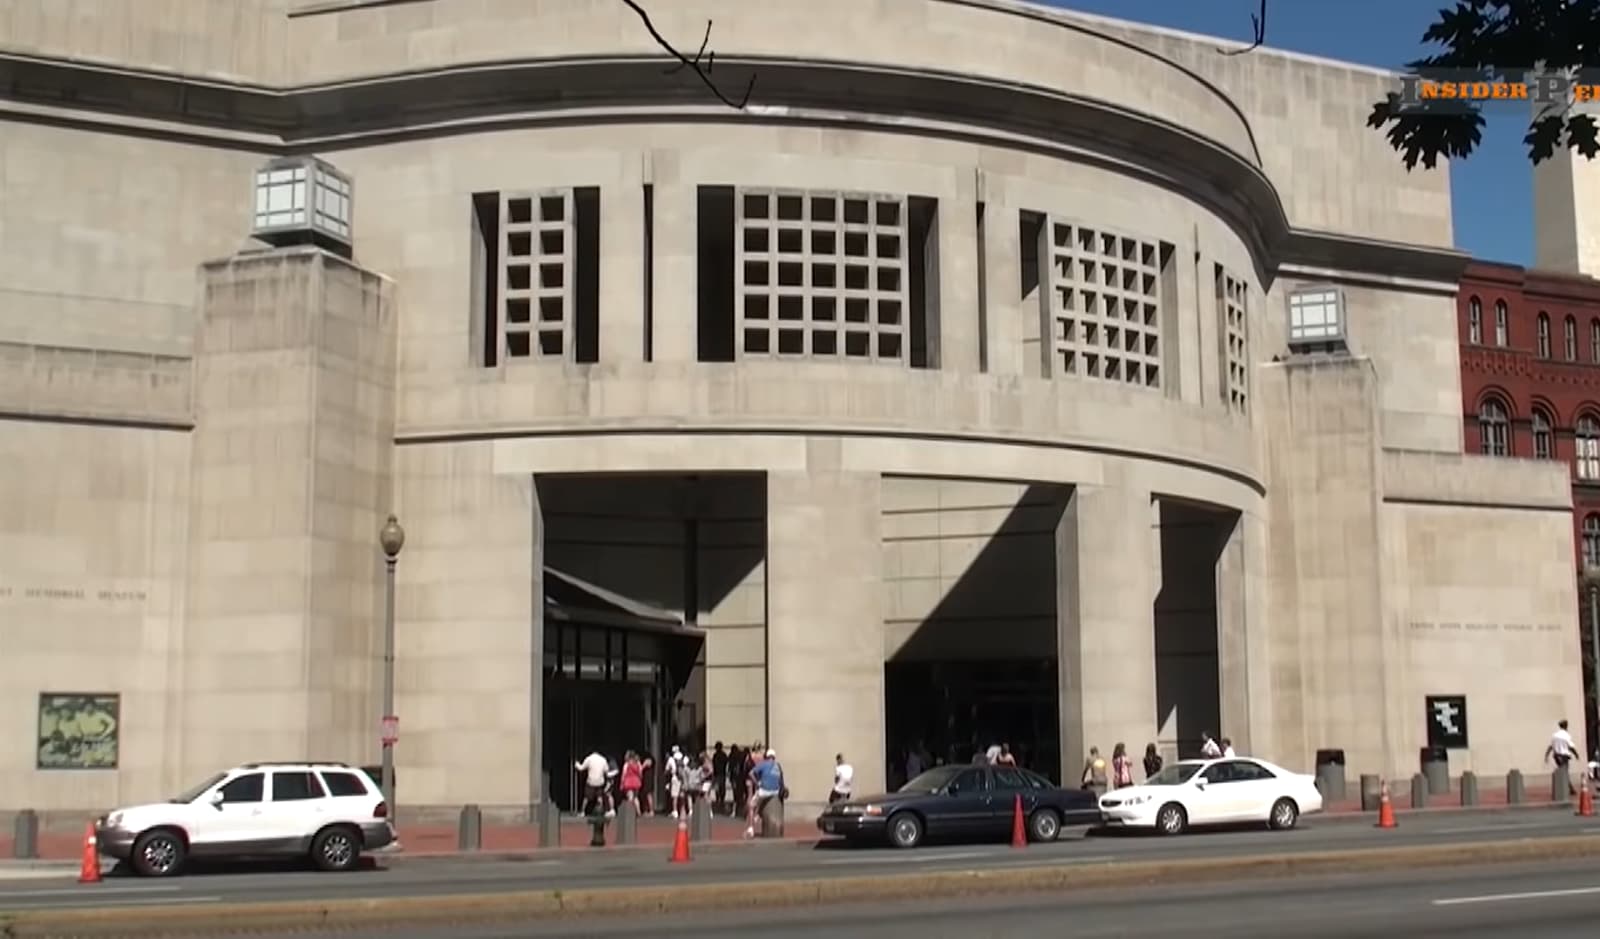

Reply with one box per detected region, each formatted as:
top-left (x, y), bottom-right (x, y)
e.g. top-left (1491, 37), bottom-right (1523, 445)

top-left (204, 859), bottom-right (1600, 938)
top-left (1, 807), bottom-right (1597, 915)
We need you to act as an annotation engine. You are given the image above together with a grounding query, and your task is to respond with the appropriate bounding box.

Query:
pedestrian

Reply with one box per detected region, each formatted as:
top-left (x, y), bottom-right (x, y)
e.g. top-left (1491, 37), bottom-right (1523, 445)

top-left (620, 750), bottom-right (645, 809)
top-left (666, 745), bottom-right (689, 818)
top-left (746, 748), bottom-right (785, 838)
top-left (1080, 746), bottom-right (1108, 796)
top-left (711, 741), bottom-right (729, 814)
top-left (905, 746), bottom-right (925, 782)
top-left (1143, 742), bottom-right (1163, 780)
top-left (1221, 738), bottom-right (1236, 759)
top-left (1200, 731), bottom-right (1222, 759)
top-left (996, 743), bottom-right (1018, 767)
top-left (574, 749), bottom-right (612, 817)
top-left (1110, 742), bottom-right (1133, 789)
top-left (830, 752), bottom-right (854, 804)
top-left (728, 742), bottom-right (748, 812)
top-left (1546, 719), bottom-right (1579, 796)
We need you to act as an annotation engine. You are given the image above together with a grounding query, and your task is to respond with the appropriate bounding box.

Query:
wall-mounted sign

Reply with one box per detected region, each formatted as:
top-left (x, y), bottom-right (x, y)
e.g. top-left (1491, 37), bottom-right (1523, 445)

top-left (1426, 694), bottom-right (1469, 749)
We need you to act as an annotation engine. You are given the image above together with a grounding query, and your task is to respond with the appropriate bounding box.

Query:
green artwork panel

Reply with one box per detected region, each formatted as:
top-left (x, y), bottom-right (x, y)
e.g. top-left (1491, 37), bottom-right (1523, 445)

top-left (37, 693), bottom-right (120, 770)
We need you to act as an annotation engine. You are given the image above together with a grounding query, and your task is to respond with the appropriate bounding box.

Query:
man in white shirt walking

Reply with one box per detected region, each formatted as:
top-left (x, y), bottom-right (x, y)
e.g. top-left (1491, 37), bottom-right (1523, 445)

top-left (575, 750), bottom-right (614, 817)
top-left (1546, 720), bottom-right (1579, 796)
top-left (830, 753), bottom-right (854, 804)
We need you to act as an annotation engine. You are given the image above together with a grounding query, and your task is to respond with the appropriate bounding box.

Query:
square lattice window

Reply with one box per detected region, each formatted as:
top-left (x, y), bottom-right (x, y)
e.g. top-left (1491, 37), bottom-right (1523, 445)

top-left (735, 188), bottom-right (909, 362)
top-left (1216, 265), bottom-right (1249, 414)
top-left (1038, 220), bottom-right (1170, 389)
top-left (498, 190), bottom-right (574, 361)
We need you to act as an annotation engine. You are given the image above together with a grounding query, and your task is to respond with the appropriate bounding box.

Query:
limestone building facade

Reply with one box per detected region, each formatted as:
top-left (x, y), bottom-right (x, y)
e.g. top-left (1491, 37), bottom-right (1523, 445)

top-left (0, 0), bottom-right (1584, 817)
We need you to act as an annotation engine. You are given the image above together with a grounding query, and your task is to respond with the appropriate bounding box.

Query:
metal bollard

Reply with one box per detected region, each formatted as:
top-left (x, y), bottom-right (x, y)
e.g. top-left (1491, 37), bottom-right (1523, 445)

top-left (457, 804), bottom-right (482, 852)
top-left (537, 800), bottom-right (560, 848)
top-left (690, 803), bottom-right (713, 843)
top-left (1410, 773), bottom-right (1428, 809)
top-left (1552, 765), bottom-right (1573, 804)
top-left (1359, 774), bottom-right (1381, 811)
top-left (12, 810), bottom-right (38, 860)
top-left (1460, 771), bottom-right (1478, 807)
top-left (587, 807), bottom-right (607, 848)
top-left (616, 800), bottom-right (638, 845)
top-left (759, 797), bottom-right (786, 838)
top-left (1507, 769), bottom-right (1525, 804)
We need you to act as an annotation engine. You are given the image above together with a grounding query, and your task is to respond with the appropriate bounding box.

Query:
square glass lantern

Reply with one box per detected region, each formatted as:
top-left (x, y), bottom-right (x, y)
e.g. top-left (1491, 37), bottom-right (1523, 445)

top-left (1287, 286), bottom-right (1347, 350)
top-left (251, 156), bottom-right (354, 254)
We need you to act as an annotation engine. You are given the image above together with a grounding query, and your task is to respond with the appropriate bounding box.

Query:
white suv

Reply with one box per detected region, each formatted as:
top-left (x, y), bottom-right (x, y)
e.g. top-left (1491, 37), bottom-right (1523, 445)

top-left (94, 762), bottom-right (394, 877)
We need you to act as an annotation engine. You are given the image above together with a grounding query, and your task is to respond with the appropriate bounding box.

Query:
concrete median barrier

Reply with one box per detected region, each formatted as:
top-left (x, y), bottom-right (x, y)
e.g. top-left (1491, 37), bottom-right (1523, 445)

top-left (6, 834), bottom-right (1600, 937)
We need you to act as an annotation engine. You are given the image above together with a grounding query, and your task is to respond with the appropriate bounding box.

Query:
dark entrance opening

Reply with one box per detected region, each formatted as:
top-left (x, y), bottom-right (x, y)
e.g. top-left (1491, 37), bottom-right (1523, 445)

top-left (881, 479), bottom-right (1068, 788)
top-left (884, 660), bottom-right (1059, 789)
top-left (540, 568), bottom-right (703, 813)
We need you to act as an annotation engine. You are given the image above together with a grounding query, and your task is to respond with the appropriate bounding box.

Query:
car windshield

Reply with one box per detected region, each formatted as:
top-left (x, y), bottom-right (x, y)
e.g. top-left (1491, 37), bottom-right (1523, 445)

top-left (898, 766), bottom-right (963, 793)
top-left (1144, 763), bottom-right (1204, 786)
top-left (171, 772), bottom-right (227, 804)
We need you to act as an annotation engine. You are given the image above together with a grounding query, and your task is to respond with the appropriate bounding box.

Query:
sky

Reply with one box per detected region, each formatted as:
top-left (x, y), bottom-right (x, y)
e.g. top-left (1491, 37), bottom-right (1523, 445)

top-left (1044, 0), bottom-right (1533, 265)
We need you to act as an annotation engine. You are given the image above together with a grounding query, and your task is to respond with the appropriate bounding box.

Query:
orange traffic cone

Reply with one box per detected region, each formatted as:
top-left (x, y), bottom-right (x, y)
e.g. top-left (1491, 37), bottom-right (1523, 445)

top-left (1375, 783), bottom-right (1397, 829)
top-left (668, 818), bottom-right (691, 863)
top-left (78, 822), bottom-right (101, 884)
top-left (1578, 783), bottom-right (1594, 818)
top-left (1010, 794), bottom-right (1027, 848)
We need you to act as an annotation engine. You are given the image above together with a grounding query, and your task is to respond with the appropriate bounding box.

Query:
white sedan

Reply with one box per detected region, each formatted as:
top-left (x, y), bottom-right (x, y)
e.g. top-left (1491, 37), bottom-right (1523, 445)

top-left (1097, 757), bottom-right (1323, 835)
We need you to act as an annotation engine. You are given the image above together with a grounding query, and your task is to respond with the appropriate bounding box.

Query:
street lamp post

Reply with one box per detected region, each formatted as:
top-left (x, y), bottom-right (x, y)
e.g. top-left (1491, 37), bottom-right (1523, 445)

top-left (379, 514), bottom-right (406, 823)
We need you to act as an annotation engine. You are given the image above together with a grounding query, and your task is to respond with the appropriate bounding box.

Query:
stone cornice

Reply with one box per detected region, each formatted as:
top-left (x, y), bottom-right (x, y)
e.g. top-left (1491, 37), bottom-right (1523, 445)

top-left (0, 50), bottom-right (1451, 284)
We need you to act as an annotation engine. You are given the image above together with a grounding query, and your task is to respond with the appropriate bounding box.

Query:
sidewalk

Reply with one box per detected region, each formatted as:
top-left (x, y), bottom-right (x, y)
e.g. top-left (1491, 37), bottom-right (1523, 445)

top-left (1, 789), bottom-right (1589, 863)
top-left (0, 813), bottom-right (803, 863)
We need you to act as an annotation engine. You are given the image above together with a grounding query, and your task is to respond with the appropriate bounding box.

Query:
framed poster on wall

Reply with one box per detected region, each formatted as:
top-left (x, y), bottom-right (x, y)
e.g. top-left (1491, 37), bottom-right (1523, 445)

top-left (37, 692), bottom-right (120, 770)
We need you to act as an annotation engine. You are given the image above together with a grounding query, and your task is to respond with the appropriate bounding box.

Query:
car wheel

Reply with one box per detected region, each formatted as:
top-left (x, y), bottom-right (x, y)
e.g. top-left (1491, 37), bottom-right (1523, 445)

top-left (887, 812), bottom-right (924, 849)
top-left (1156, 803), bottom-right (1188, 836)
top-left (310, 825), bottom-right (362, 872)
top-left (1027, 808), bottom-right (1061, 843)
top-left (1269, 797), bottom-right (1299, 831)
top-left (131, 829), bottom-right (186, 878)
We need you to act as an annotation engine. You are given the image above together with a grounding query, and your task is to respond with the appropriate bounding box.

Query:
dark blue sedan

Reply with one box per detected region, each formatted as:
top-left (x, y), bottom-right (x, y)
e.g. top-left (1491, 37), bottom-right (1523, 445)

top-left (816, 764), bottom-right (1100, 849)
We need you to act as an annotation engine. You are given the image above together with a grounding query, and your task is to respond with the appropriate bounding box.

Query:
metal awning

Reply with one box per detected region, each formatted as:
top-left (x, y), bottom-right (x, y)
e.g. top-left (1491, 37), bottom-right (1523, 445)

top-left (543, 567), bottom-right (706, 640)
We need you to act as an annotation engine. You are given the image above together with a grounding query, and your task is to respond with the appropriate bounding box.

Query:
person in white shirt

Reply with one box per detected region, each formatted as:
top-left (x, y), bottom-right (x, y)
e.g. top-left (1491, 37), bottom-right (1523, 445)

top-left (1546, 720), bottom-right (1579, 796)
top-left (1221, 738), bottom-right (1237, 759)
top-left (830, 753), bottom-right (854, 804)
top-left (575, 750), bottom-right (612, 816)
top-left (1200, 732), bottom-right (1222, 760)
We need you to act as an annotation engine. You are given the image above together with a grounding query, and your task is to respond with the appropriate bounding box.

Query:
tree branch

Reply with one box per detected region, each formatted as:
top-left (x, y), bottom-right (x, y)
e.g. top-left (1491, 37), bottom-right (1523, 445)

top-left (1218, 0), bottom-right (1268, 56)
top-left (616, 0), bottom-right (755, 110)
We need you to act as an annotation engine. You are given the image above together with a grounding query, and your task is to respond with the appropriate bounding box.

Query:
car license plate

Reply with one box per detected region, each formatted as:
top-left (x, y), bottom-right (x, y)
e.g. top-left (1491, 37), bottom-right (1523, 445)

top-left (823, 821), bottom-right (837, 833)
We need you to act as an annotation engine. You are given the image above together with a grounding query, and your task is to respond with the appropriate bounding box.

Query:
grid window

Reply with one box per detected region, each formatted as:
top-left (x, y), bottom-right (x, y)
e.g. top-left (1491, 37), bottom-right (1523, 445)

top-left (735, 189), bottom-right (909, 362)
top-left (1566, 315), bottom-right (1578, 361)
top-left (499, 190), bottom-right (574, 361)
top-left (1467, 297), bottom-right (1481, 343)
top-left (1578, 416), bottom-right (1600, 480)
top-left (1041, 221), bottom-right (1169, 388)
top-left (1533, 409), bottom-right (1554, 459)
top-left (1585, 515), bottom-right (1600, 569)
top-left (1478, 398), bottom-right (1509, 456)
top-left (1216, 265), bottom-right (1249, 413)
top-left (1538, 313), bottom-right (1551, 358)
top-left (1288, 288), bottom-right (1343, 342)
top-left (254, 165), bottom-right (307, 230)
top-left (1493, 300), bottom-right (1509, 346)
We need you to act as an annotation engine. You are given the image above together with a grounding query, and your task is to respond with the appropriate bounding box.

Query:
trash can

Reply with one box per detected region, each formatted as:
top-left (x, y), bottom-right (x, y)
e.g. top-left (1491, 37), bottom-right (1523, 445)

top-left (1419, 746), bottom-right (1449, 795)
top-left (1314, 749), bottom-right (1347, 802)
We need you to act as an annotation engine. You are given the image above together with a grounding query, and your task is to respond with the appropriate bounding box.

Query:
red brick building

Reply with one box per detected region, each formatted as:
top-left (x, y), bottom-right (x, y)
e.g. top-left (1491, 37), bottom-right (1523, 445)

top-left (1458, 259), bottom-right (1600, 746)
top-left (1459, 261), bottom-right (1600, 546)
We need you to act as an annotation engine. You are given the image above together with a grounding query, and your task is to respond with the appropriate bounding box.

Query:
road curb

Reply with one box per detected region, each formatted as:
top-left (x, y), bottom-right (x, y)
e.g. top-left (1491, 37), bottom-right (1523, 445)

top-left (6, 834), bottom-right (1600, 937)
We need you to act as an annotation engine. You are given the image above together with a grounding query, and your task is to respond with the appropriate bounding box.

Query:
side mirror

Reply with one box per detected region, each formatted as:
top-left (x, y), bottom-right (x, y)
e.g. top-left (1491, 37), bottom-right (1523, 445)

top-left (208, 791), bottom-right (225, 808)
top-left (1194, 778), bottom-right (1207, 790)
